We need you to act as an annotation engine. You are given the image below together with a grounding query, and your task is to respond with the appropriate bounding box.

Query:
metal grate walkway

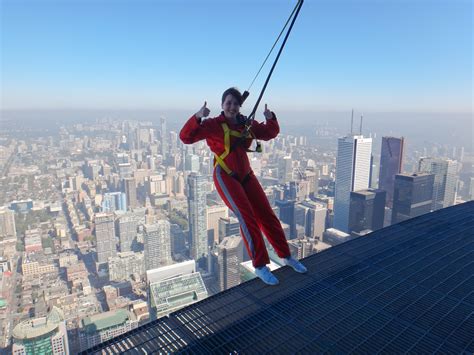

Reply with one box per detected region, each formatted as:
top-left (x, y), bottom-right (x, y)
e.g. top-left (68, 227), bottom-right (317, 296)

top-left (82, 201), bottom-right (474, 354)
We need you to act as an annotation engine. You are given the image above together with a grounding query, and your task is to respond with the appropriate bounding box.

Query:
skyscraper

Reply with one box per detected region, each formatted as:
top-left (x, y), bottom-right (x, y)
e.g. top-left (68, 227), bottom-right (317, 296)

top-left (278, 156), bottom-right (293, 184)
top-left (102, 192), bottom-right (127, 212)
top-left (0, 206), bottom-right (16, 240)
top-left (123, 177), bottom-right (138, 209)
top-left (378, 137), bottom-right (405, 208)
top-left (304, 169), bottom-right (319, 197)
top-left (169, 131), bottom-right (178, 156)
top-left (470, 177), bottom-right (474, 201)
top-left (334, 135), bottom-right (373, 232)
top-left (276, 200), bottom-right (296, 239)
top-left (173, 173), bottom-right (185, 197)
top-left (170, 223), bottom-right (187, 255)
top-left (392, 173), bottom-right (434, 224)
top-left (146, 175), bottom-right (167, 195)
top-left (349, 189), bottom-right (386, 233)
top-left (95, 213), bottom-right (116, 265)
top-left (115, 213), bottom-right (137, 252)
top-left (108, 251), bottom-right (145, 282)
top-left (418, 158), bottom-right (458, 210)
top-left (144, 221), bottom-right (172, 271)
top-left (187, 173), bottom-right (208, 261)
top-left (147, 155), bottom-right (156, 171)
top-left (185, 154), bottom-right (200, 172)
top-left (287, 238), bottom-right (317, 259)
top-left (207, 205), bottom-right (229, 245)
top-left (217, 236), bottom-right (243, 291)
top-left (160, 116), bottom-right (168, 160)
top-left (284, 181), bottom-right (298, 201)
top-left (84, 160), bottom-right (101, 180)
top-left (369, 153), bottom-right (378, 189)
top-left (118, 163), bottom-right (133, 179)
top-left (218, 217), bottom-right (241, 243)
top-left (295, 200), bottom-right (327, 239)
top-left (12, 307), bottom-right (69, 354)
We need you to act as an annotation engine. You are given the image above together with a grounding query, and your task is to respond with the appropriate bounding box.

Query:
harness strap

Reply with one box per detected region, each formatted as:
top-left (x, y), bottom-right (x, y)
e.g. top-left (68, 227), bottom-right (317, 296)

top-left (214, 123), bottom-right (253, 184)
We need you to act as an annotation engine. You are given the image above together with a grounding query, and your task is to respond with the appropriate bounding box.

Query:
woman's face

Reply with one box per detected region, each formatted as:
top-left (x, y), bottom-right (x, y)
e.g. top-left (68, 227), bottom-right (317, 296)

top-left (222, 94), bottom-right (240, 120)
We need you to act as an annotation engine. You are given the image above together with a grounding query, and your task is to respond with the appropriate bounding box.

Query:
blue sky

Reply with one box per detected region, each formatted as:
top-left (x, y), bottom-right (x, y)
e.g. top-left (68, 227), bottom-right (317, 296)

top-left (1, 0), bottom-right (472, 112)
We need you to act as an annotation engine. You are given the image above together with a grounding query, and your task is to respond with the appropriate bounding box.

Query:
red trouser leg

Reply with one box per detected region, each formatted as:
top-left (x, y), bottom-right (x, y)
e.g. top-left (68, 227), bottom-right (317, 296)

top-left (213, 166), bottom-right (270, 267)
top-left (243, 172), bottom-right (291, 259)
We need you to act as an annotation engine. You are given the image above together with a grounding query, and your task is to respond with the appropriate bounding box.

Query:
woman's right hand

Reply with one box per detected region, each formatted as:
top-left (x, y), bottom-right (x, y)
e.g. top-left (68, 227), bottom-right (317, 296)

top-left (195, 101), bottom-right (210, 119)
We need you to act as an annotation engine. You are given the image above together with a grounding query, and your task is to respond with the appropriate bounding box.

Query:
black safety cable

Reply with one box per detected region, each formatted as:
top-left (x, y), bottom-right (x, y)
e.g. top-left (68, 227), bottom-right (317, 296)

top-left (232, 0), bottom-right (304, 152)
top-left (245, 0), bottom-right (300, 94)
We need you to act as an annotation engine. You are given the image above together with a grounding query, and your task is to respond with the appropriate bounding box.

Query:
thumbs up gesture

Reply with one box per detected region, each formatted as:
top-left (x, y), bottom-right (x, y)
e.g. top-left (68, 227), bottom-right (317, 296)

top-left (264, 104), bottom-right (274, 120)
top-left (196, 101), bottom-right (210, 119)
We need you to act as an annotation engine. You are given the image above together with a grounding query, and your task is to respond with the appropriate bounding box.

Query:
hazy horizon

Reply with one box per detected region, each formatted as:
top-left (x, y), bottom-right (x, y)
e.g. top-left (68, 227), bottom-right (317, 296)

top-left (1, 108), bottom-right (472, 153)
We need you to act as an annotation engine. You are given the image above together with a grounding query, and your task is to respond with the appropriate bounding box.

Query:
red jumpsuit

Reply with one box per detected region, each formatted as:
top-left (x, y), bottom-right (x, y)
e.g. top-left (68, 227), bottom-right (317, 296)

top-left (180, 113), bottom-right (291, 267)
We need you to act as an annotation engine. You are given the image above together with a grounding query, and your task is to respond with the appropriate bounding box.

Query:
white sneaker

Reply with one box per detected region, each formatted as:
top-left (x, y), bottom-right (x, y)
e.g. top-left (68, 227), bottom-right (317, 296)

top-left (283, 256), bottom-right (308, 273)
top-left (255, 266), bottom-right (279, 285)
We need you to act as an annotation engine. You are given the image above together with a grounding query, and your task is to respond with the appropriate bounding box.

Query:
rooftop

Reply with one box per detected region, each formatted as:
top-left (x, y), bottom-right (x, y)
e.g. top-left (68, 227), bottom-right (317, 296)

top-left (82, 309), bottom-right (130, 333)
top-left (325, 228), bottom-right (350, 237)
top-left (12, 307), bottom-right (64, 340)
top-left (82, 201), bottom-right (473, 354)
top-left (218, 235), bottom-right (242, 249)
top-left (398, 172), bottom-right (434, 179)
top-left (351, 188), bottom-right (385, 196)
top-left (149, 273), bottom-right (207, 313)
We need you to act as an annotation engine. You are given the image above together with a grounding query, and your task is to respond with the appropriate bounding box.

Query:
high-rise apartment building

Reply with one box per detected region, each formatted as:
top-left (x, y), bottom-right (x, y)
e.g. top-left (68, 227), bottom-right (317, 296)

top-left (108, 251), bottom-right (145, 282)
top-left (144, 221), bottom-right (172, 271)
top-left (207, 205), bottom-right (229, 245)
top-left (0, 206), bottom-right (16, 240)
top-left (187, 174), bottom-right (208, 261)
top-left (123, 177), bottom-right (138, 209)
top-left (160, 116), bottom-right (168, 160)
top-left (278, 156), bottom-right (293, 184)
top-left (115, 213), bottom-right (137, 252)
top-left (95, 213), bottom-right (116, 265)
top-left (102, 192), bottom-right (127, 213)
top-left (217, 236), bottom-right (243, 291)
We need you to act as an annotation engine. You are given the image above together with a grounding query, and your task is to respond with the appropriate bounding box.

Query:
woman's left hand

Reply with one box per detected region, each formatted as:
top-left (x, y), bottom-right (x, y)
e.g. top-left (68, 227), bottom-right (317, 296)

top-left (264, 104), bottom-right (274, 120)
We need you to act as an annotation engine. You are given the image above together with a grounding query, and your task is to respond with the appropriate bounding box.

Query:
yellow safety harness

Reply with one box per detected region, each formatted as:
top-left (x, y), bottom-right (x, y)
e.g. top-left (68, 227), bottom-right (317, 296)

top-left (214, 122), bottom-right (259, 176)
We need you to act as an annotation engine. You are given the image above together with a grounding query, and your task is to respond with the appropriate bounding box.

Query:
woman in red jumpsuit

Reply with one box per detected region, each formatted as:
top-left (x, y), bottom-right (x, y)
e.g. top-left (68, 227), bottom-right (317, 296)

top-left (180, 88), bottom-right (307, 285)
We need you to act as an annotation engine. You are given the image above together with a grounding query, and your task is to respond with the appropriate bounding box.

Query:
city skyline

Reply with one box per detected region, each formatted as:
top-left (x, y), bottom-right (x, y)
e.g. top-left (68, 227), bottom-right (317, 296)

top-left (0, 111), bottom-right (471, 352)
top-left (1, 0), bottom-right (472, 112)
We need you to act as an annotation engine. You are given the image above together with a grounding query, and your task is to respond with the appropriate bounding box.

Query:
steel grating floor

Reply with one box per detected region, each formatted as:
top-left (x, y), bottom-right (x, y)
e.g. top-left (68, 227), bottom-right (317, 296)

top-left (81, 201), bottom-right (474, 354)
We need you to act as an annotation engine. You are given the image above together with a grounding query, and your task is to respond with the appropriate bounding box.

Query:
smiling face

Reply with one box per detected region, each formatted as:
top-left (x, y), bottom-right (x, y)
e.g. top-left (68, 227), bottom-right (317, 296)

top-left (221, 94), bottom-right (241, 120)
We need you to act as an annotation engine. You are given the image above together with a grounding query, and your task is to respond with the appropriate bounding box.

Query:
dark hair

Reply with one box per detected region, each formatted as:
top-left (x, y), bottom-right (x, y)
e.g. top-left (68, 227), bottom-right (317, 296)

top-left (221, 87), bottom-right (243, 106)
